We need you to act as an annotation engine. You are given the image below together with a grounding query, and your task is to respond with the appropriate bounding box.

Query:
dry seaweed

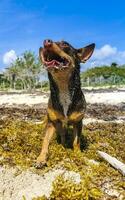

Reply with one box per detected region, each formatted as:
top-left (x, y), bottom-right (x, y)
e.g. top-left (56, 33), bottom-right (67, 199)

top-left (0, 117), bottom-right (125, 199)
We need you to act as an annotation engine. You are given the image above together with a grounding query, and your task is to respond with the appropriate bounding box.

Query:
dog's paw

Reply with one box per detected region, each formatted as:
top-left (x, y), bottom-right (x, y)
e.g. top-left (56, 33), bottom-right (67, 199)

top-left (33, 161), bottom-right (47, 169)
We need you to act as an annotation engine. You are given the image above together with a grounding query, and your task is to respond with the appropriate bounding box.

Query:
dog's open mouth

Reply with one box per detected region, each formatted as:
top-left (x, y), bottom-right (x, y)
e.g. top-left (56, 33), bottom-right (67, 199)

top-left (42, 50), bottom-right (69, 69)
top-left (40, 40), bottom-right (73, 70)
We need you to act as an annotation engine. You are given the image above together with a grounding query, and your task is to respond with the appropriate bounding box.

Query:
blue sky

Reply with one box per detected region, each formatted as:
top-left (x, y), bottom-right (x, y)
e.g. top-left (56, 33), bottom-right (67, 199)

top-left (0, 0), bottom-right (125, 71)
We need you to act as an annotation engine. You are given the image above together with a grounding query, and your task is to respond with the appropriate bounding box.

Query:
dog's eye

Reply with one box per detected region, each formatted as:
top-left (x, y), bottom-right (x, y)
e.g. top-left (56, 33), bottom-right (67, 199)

top-left (61, 41), bottom-right (69, 47)
top-left (63, 43), bottom-right (68, 47)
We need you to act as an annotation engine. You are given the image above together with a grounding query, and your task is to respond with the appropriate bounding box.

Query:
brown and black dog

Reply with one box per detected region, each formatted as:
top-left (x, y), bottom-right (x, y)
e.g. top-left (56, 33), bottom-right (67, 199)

top-left (35, 39), bottom-right (95, 168)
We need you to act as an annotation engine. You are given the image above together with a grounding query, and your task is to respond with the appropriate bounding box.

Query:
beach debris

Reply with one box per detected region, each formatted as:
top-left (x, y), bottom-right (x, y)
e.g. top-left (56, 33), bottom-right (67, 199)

top-left (98, 151), bottom-right (125, 176)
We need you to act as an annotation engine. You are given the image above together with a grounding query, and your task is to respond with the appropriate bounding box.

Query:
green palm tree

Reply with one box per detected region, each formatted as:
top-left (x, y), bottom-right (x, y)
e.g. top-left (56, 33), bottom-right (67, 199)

top-left (4, 50), bottom-right (45, 90)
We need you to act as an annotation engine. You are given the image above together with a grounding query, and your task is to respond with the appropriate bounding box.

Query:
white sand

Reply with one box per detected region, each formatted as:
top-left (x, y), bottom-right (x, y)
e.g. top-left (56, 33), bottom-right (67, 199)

top-left (0, 91), bottom-right (125, 106)
top-left (85, 91), bottom-right (125, 105)
top-left (0, 93), bottom-right (48, 106)
top-left (0, 166), bottom-right (80, 200)
top-left (83, 117), bottom-right (125, 125)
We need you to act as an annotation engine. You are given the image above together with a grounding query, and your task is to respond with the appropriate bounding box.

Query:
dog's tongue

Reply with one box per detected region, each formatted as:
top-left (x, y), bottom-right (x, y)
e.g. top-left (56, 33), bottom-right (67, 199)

top-left (46, 60), bottom-right (60, 67)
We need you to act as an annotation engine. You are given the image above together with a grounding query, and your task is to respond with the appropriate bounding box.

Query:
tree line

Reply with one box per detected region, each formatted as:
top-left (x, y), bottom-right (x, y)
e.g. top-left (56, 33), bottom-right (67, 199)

top-left (81, 63), bottom-right (125, 86)
top-left (0, 51), bottom-right (47, 90)
top-left (0, 53), bottom-right (125, 90)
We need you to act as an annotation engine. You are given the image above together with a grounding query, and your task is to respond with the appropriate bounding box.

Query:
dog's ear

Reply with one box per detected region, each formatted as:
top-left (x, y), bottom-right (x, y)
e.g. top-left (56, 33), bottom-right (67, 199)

top-left (77, 43), bottom-right (95, 63)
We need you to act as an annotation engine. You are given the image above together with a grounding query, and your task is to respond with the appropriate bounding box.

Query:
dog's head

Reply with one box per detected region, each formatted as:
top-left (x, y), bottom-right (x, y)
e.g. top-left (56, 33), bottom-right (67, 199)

top-left (39, 39), bottom-right (95, 73)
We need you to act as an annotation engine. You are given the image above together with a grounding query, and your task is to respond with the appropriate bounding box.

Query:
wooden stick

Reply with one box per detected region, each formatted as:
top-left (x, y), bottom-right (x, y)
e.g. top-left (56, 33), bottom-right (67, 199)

top-left (98, 151), bottom-right (125, 176)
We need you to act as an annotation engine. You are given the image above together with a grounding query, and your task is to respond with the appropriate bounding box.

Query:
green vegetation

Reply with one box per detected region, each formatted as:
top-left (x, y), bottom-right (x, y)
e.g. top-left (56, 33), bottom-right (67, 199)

top-left (1, 57), bottom-right (125, 90)
top-left (81, 63), bottom-right (125, 87)
top-left (0, 51), bottom-right (48, 91)
top-left (0, 118), bottom-right (125, 199)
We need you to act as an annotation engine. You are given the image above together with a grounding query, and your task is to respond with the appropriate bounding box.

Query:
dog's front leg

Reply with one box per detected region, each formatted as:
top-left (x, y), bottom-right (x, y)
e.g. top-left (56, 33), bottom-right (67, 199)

top-left (73, 120), bottom-right (82, 150)
top-left (56, 121), bottom-right (66, 147)
top-left (35, 123), bottom-right (55, 168)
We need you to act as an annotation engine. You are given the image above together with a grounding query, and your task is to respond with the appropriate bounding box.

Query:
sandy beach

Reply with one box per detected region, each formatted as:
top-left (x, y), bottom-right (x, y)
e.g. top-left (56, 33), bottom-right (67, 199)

top-left (0, 89), bottom-right (125, 107)
top-left (0, 89), bottom-right (125, 200)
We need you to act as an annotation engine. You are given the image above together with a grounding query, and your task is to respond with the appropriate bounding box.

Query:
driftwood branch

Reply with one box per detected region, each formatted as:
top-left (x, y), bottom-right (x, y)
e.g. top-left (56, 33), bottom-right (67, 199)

top-left (98, 151), bottom-right (125, 176)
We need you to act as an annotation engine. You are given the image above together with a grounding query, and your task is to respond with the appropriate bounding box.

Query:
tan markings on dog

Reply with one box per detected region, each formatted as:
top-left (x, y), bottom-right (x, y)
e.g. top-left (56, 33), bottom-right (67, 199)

top-left (48, 107), bottom-right (84, 123)
top-left (49, 42), bottom-right (74, 66)
top-left (51, 64), bottom-right (72, 82)
top-left (73, 123), bottom-right (80, 150)
top-left (69, 112), bottom-right (84, 122)
top-left (47, 107), bottom-right (65, 121)
top-left (36, 123), bottom-right (55, 165)
top-left (73, 135), bottom-right (80, 149)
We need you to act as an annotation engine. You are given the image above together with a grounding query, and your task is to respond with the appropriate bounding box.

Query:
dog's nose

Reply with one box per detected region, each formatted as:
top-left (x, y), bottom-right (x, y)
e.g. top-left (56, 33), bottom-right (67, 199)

top-left (43, 39), bottom-right (53, 48)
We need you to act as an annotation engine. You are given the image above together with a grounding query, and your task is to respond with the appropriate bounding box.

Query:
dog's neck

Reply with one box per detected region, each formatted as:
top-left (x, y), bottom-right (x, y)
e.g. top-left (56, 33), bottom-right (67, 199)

top-left (57, 76), bottom-right (71, 116)
top-left (48, 65), bottom-right (81, 116)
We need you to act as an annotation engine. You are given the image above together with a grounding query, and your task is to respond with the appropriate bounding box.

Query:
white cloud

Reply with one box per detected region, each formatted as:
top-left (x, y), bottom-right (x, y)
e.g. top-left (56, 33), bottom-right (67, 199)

top-left (120, 51), bottom-right (125, 58)
top-left (93, 45), bottom-right (117, 60)
top-left (83, 44), bottom-right (125, 69)
top-left (3, 50), bottom-right (17, 65)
